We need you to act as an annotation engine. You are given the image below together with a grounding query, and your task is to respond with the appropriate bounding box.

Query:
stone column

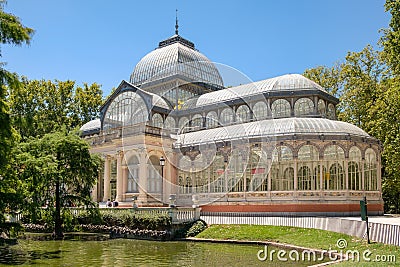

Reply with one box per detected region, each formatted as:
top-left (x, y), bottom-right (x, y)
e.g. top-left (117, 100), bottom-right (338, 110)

top-left (91, 183), bottom-right (97, 202)
top-left (103, 155), bottom-right (111, 202)
top-left (293, 158), bottom-right (298, 191)
top-left (377, 158), bottom-right (382, 192)
top-left (344, 160), bottom-right (349, 198)
top-left (122, 166), bottom-right (128, 201)
top-left (138, 147), bottom-right (148, 205)
top-left (116, 151), bottom-right (123, 202)
top-left (361, 159), bottom-right (365, 192)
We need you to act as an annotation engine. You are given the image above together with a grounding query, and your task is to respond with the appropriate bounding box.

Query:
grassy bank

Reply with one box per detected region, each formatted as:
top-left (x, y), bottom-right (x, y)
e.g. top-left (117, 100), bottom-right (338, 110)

top-left (196, 224), bottom-right (399, 266)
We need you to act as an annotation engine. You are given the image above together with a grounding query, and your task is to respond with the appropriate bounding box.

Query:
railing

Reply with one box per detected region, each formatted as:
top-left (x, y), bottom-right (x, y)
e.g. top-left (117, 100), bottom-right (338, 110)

top-left (66, 207), bottom-right (200, 224)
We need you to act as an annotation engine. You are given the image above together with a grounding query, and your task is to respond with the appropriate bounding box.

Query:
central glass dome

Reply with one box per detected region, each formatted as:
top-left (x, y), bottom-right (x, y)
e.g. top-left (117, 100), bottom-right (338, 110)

top-left (130, 34), bottom-right (224, 88)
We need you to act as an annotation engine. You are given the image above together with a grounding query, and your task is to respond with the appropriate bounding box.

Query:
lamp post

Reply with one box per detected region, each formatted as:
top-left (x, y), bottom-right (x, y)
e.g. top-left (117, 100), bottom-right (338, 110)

top-left (159, 156), bottom-right (165, 204)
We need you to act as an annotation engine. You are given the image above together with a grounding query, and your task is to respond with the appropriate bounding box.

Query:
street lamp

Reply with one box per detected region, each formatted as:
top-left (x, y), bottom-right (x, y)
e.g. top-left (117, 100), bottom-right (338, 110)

top-left (159, 156), bottom-right (165, 204)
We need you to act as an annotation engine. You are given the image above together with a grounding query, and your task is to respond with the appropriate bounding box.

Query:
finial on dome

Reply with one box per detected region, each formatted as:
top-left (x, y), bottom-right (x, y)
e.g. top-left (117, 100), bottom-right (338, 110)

top-left (175, 9), bottom-right (179, 35)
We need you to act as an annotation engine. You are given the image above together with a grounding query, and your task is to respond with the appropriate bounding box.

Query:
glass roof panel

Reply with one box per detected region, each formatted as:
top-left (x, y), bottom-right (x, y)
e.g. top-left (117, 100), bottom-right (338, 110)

top-left (175, 118), bottom-right (369, 147)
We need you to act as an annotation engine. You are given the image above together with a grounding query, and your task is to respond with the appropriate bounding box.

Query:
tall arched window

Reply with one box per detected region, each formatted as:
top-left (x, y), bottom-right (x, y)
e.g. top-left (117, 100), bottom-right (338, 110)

top-left (178, 156), bottom-right (192, 194)
top-left (163, 116), bottom-right (175, 131)
top-left (323, 145), bottom-right (345, 190)
top-left (271, 146), bottom-right (293, 191)
top-left (298, 145), bottom-right (319, 190)
top-left (178, 117), bottom-right (189, 133)
top-left (328, 163), bottom-right (344, 190)
top-left (236, 105), bottom-right (250, 122)
top-left (294, 98), bottom-right (314, 116)
top-left (318, 99), bottom-right (326, 116)
top-left (349, 146), bottom-right (362, 191)
top-left (191, 114), bottom-right (203, 130)
top-left (271, 99), bottom-right (291, 118)
top-left (103, 91), bottom-right (148, 130)
top-left (220, 107), bottom-right (235, 125)
top-left (147, 156), bottom-right (161, 193)
top-left (151, 113), bottom-right (163, 128)
top-left (205, 111), bottom-right (218, 129)
top-left (252, 101), bottom-right (268, 120)
top-left (210, 154), bottom-right (225, 193)
top-left (127, 155), bottom-right (139, 193)
top-left (365, 148), bottom-right (377, 191)
top-left (327, 103), bottom-right (335, 119)
top-left (249, 147), bottom-right (268, 192)
top-left (298, 166), bottom-right (312, 190)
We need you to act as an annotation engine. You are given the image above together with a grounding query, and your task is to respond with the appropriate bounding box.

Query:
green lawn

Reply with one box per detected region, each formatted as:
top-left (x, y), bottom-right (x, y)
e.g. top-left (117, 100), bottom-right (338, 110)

top-left (196, 224), bottom-right (399, 266)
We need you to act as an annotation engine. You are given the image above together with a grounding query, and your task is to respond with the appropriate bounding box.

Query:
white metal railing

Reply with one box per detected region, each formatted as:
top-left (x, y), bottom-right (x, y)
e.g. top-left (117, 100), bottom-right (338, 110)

top-left (67, 207), bottom-right (200, 224)
top-left (7, 207), bottom-right (200, 225)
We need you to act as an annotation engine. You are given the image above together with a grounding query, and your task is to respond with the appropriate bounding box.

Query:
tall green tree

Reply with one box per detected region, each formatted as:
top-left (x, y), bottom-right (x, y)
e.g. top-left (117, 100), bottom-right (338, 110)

top-left (0, 1), bottom-right (33, 232)
top-left (72, 82), bottom-right (103, 126)
top-left (15, 130), bottom-right (100, 238)
top-left (0, 1), bottom-right (33, 170)
top-left (381, 0), bottom-right (400, 76)
top-left (303, 64), bottom-right (343, 97)
top-left (10, 78), bottom-right (103, 140)
top-left (338, 45), bottom-right (385, 132)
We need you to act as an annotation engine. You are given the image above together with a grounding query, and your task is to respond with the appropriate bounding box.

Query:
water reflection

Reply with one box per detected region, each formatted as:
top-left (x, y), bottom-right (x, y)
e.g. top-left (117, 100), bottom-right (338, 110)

top-left (0, 238), bottom-right (315, 266)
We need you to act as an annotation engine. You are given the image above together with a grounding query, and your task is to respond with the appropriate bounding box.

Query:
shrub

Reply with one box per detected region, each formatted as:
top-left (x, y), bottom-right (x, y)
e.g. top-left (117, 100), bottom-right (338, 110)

top-left (186, 220), bottom-right (207, 237)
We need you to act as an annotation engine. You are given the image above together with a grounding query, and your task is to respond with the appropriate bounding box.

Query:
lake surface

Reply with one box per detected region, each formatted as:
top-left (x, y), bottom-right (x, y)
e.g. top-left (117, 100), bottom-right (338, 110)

top-left (0, 235), bottom-right (326, 266)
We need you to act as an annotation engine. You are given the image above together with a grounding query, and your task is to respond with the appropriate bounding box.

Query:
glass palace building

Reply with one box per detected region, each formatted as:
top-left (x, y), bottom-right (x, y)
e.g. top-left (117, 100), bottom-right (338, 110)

top-left (81, 29), bottom-right (383, 215)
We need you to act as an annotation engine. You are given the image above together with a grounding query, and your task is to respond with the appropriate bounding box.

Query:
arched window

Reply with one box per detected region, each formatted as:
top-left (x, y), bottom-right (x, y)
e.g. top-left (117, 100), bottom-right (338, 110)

top-left (163, 116), bottom-right (175, 131)
top-left (236, 105), bottom-right (250, 122)
top-left (103, 91), bottom-right (148, 130)
top-left (294, 98), bottom-right (314, 116)
top-left (298, 145), bottom-right (319, 190)
top-left (191, 114), bottom-right (203, 130)
top-left (249, 147), bottom-right (268, 192)
top-left (348, 146), bottom-right (361, 191)
top-left (318, 99), bottom-right (326, 116)
top-left (220, 107), bottom-right (234, 125)
top-left (127, 155), bottom-right (139, 193)
top-left (252, 101), bottom-right (268, 120)
top-left (283, 167), bottom-right (294, 191)
top-left (151, 113), bottom-right (163, 128)
top-left (298, 166), bottom-right (312, 190)
top-left (210, 155), bottom-right (225, 193)
top-left (147, 156), bottom-right (161, 193)
top-left (298, 145), bottom-right (319, 161)
top-left (327, 103), bottom-right (335, 119)
top-left (178, 117), bottom-right (189, 133)
top-left (271, 146), bottom-right (293, 191)
top-left (328, 163), bottom-right (344, 190)
top-left (323, 145), bottom-right (345, 190)
top-left (365, 148), bottom-right (377, 191)
top-left (271, 99), bottom-right (291, 118)
top-left (205, 111), bottom-right (218, 129)
top-left (178, 156), bottom-right (192, 194)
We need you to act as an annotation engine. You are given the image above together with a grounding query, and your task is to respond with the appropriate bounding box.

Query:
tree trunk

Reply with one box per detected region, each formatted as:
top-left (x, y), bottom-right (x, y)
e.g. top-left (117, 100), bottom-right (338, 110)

top-left (53, 176), bottom-right (63, 240)
top-left (53, 151), bottom-right (63, 240)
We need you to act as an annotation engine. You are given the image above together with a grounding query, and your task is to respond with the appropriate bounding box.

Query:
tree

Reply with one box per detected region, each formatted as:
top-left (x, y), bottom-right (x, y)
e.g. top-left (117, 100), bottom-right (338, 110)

top-left (338, 45), bottom-right (385, 132)
top-left (72, 82), bottom-right (103, 127)
top-left (0, 0), bottom-right (33, 233)
top-left (0, 1), bottom-right (33, 169)
top-left (303, 64), bottom-right (343, 97)
top-left (381, 0), bottom-right (400, 76)
top-left (15, 130), bottom-right (100, 239)
top-left (9, 78), bottom-right (103, 140)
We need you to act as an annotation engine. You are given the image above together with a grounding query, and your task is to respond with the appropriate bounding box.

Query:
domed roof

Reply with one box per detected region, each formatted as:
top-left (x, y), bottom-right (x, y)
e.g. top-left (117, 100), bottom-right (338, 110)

top-left (175, 118), bottom-right (369, 146)
top-left (181, 74), bottom-right (329, 109)
top-left (80, 119), bottom-right (101, 135)
top-left (130, 34), bottom-right (224, 88)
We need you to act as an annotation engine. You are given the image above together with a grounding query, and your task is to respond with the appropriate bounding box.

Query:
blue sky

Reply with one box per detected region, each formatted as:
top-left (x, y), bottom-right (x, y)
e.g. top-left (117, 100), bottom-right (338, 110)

top-left (3, 0), bottom-right (390, 96)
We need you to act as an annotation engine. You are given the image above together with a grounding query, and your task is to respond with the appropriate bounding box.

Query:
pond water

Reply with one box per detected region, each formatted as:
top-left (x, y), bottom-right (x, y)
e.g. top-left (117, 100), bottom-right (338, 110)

top-left (0, 235), bottom-right (327, 266)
